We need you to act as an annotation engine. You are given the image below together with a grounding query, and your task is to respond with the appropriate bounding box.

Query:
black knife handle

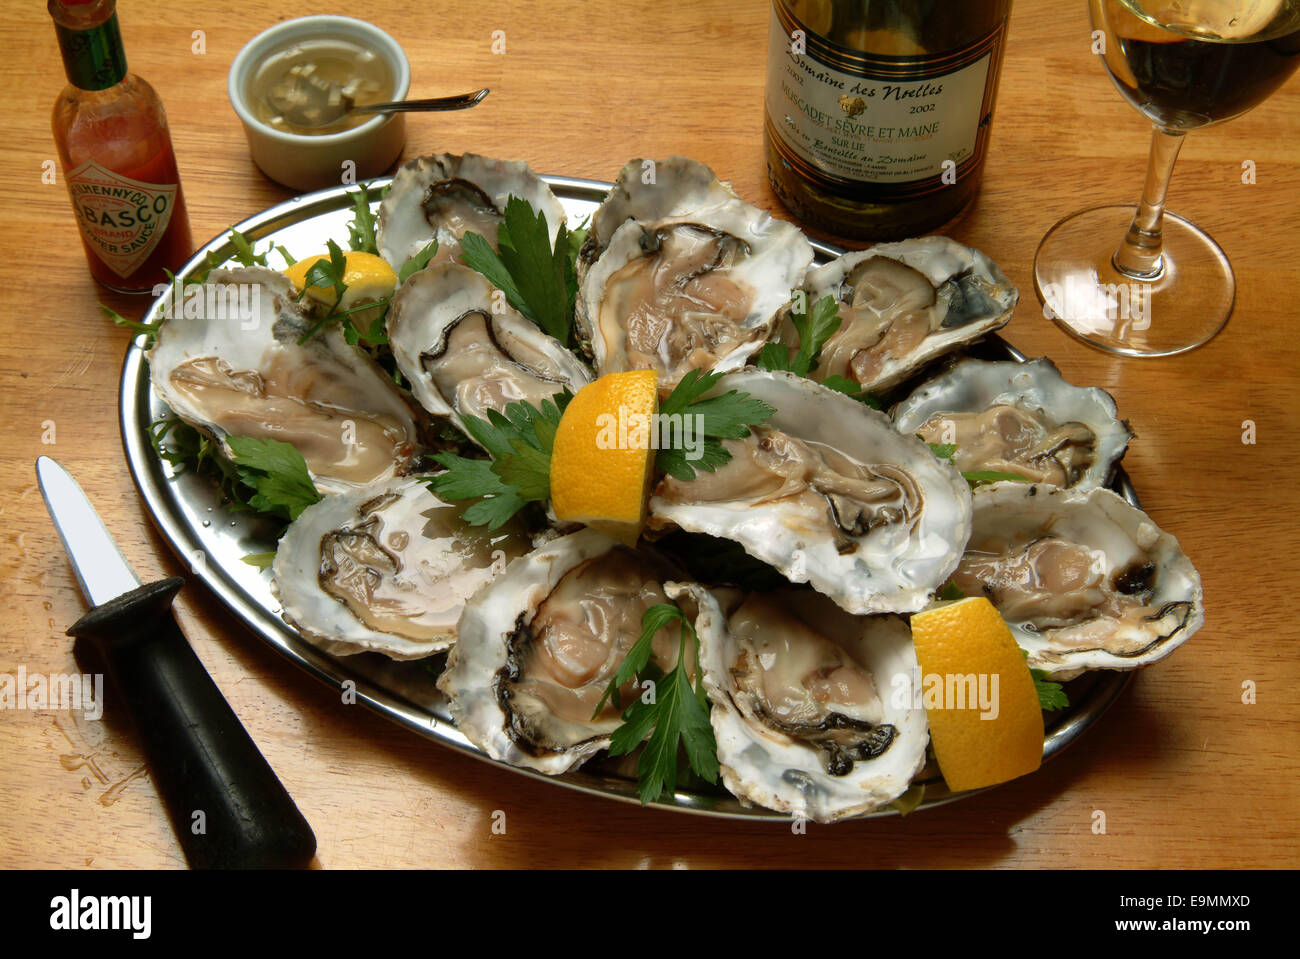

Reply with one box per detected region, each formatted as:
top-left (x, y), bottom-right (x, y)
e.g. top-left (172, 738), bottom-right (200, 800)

top-left (68, 578), bottom-right (317, 869)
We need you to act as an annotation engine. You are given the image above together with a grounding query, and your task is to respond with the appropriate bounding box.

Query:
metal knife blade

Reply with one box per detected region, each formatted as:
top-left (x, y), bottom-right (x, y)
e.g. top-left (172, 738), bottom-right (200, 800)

top-left (36, 456), bottom-right (141, 608)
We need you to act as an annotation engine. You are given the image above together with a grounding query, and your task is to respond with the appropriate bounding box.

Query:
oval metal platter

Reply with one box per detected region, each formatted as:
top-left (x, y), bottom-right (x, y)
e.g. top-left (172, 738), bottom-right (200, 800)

top-left (119, 174), bottom-right (1132, 821)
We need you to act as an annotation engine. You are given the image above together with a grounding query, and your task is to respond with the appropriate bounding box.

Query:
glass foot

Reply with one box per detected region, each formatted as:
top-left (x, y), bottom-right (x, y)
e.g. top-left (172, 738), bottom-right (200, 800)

top-left (1033, 204), bottom-right (1235, 357)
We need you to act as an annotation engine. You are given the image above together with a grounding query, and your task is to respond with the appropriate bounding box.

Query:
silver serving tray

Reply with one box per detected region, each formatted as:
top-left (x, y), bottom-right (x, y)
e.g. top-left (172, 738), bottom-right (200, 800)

top-left (119, 175), bottom-right (1131, 820)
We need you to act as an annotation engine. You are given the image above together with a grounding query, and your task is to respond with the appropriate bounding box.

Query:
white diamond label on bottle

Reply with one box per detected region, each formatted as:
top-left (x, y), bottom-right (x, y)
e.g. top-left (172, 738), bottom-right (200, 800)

top-left (65, 160), bottom-right (176, 278)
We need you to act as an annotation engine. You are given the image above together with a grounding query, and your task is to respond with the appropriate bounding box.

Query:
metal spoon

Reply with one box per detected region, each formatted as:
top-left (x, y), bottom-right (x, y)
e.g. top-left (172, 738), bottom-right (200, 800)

top-left (268, 85), bottom-right (490, 130)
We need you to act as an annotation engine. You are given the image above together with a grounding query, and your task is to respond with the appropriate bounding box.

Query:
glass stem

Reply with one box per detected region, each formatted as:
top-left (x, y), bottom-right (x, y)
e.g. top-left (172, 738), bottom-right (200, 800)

top-left (1113, 125), bottom-right (1185, 279)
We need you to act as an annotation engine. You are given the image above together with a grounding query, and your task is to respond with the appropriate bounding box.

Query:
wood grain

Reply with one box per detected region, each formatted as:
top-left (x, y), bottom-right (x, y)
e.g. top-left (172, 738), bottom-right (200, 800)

top-left (1, 0), bottom-right (1297, 869)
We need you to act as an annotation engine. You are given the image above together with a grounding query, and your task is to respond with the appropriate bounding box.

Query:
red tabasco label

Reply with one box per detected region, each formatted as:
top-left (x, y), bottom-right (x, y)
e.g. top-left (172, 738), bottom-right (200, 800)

top-left (65, 160), bottom-right (176, 278)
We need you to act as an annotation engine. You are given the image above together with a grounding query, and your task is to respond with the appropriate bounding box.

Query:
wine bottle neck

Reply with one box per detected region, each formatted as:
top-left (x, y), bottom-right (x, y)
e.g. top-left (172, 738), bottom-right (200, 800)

top-left (55, 11), bottom-right (128, 91)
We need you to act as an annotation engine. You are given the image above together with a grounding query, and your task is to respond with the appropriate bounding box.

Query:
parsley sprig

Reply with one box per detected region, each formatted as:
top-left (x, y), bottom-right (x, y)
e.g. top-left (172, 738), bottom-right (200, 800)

top-left (346, 182), bottom-right (380, 255)
top-left (1022, 649), bottom-right (1069, 712)
top-left (425, 394), bottom-right (570, 530)
top-left (655, 370), bottom-right (776, 481)
top-left (757, 293), bottom-right (842, 377)
top-left (225, 436), bottom-right (322, 521)
top-left (460, 195), bottom-right (577, 345)
top-left (757, 294), bottom-right (880, 406)
top-left (594, 602), bottom-right (719, 804)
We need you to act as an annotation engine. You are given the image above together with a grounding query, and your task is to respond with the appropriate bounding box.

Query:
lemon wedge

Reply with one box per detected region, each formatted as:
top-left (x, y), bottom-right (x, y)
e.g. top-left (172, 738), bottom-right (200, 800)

top-left (909, 597), bottom-right (1045, 792)
top-left (284, 250), bottom-right (396, 326)
top-left (550, 371), bottom-right (658, 545)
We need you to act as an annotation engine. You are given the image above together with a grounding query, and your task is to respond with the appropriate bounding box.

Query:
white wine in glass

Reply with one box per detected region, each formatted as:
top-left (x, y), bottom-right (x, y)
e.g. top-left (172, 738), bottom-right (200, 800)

top-left (1034, 0), bottom-right (1300, 357)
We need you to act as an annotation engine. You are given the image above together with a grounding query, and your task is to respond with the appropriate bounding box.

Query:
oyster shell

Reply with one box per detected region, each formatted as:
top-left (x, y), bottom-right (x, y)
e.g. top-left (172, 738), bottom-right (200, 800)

top-left (785, 236), bottom-right (1017, 394)
top-left (437, 530), bottom-right (695, 774)
top-left (679, 582), bottom-right (927, 823)
top-left (272, 477), bottom-right (532, 659)
top-left (376, 153), bottom-right (568, 272)
top-left (386, 262), bottom-right (591, 442)
top-left (576, 157), bottom-right (813, 389)
top-left (950, 482), bottom-right (1204, 680)
top-left (148, 267), bottom-right (421, 495)
top-left (576, 156), bottom-right (744, 279)
top-left (648, 370), bottom-right (971, 615)
top-left (892, 358), bottom-right (1134, 490)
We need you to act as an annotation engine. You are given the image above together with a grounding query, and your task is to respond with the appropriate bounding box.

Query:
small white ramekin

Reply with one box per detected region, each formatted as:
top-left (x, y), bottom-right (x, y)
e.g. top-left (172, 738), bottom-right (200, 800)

top-left (228, 15), bottom-right (410, 192)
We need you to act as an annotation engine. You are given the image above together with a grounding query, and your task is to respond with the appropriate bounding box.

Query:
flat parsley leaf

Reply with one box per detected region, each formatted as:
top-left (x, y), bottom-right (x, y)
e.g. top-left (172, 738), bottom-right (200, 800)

top-left (654, 370), bottom-right (775, 482)
top-left (229, 227), bottom-right (269, 267)
top-left (397, 240), bottom-right (439, 283)
top-left (225, 436), bottom-right (322, 521)
top-left (961, 469), bottom-right (1032, 486)
top-left (600, 603), bottom-right (718, 804)
top-left (938, 581), bottom-right (966, 601)
top-left (756, 294), bottom-right (842, 377)
top-left (424, 394), bottom-right (570, 529)
top-left (822, 375), bottom-right (882, 408)
top-left (346, 183), bottom-right (380, 255)
top-left (460, 196), bottom-right (573, 344)
top-left (1022, 649), bottom-right (1069, 711)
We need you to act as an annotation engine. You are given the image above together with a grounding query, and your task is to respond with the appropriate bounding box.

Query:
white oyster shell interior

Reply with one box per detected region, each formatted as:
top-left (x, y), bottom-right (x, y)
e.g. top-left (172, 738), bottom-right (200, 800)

top-left (951, 482), bottom-right (1204, 680)
top-left (892, 357), bottom-right (1134, 491)
top-left (147, 267), bottom-right (420, 495)
top-left (377, 153), bottom-right (568, 273)
top-left (577, 157), bottom-right (813, 389)
top-left (680, 582), bottom-right (927, 823)
top-left (793, 236), bottom-right (1017, 394)
top-left (649, 370), bottom-right (972, 615)
top-left (273, 477), bottom-right (532, 659)
top-left (437, 530), bottom-right (698, 775)
top-left (386, 262), bottom-right (591, 442)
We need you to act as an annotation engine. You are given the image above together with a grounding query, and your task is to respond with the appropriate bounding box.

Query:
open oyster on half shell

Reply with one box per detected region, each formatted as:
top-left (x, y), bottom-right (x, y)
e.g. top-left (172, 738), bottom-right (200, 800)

top-left (649, 370), bottom-right (971, 615)
top-left (273, 477), bottom-right (533, 659)
top-left (950, 482), bottom-right (1204, 680)
top-left (377, 153), bottom-right (568, 272)
top-left (783, 236), bottom-right (1017, 394)
top-left (437, 530), bottom-right (700, 774)
top-left (576, 157), bottom-right (813, 389)
top-left (892, 358), bottom-right (1134, 490)
top-left (680, 582), bottom-right (928, 823)
top-left (386, 262), bottom-right (592, 444)
top-left (148, 267), bottom-right (422, 495)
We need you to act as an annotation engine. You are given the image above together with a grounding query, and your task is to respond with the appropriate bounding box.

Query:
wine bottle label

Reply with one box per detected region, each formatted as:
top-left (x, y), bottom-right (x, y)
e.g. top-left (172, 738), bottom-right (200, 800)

top-left (766, 4), bottom-right (1006, 199)
top-left (66, 161), bottom-right (177, 279)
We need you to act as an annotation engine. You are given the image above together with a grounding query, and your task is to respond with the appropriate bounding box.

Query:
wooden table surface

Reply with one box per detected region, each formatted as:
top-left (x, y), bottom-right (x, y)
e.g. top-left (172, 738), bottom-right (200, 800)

top-left (2, 0), bottom-right (1297, 870)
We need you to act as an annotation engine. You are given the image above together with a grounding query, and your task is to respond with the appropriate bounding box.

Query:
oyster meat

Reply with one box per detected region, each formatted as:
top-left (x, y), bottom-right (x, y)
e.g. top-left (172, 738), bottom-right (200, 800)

top-left (649, 370), bottom-right (971, 615)
top-left (950, 482), bottom-right (1204, 680)
top-left (273, 477), bottom-right (532, 659)
top-left (785, 236), bottom-right (1017, 394)
top-left (387, 262), bottom-right (591, 442)
top-left (892, 358), bottom-right (1133, 490)
top-left (577, 157), bottom-right (813, 388)
top-left (148, 267), bottom-right (421, 494)
top-left (681, 583), bottom-right (927, 823)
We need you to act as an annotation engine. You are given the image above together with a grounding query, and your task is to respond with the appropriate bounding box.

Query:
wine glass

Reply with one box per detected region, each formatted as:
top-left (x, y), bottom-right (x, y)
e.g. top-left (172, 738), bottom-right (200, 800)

top-left (1034, 0), bottom-right (1300, 357)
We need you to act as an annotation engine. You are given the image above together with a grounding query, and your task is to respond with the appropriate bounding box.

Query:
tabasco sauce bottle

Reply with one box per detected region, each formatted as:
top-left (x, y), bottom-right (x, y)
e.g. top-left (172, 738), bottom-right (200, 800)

top-left (50, 0), bottom-right (193, 292)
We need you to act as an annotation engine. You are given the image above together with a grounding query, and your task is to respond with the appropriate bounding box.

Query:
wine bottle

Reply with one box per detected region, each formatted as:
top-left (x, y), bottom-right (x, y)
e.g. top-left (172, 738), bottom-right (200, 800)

top-left (765, 0), bottom-right (1013, 241)
top-left (50, 0), bottom-right (193, 292)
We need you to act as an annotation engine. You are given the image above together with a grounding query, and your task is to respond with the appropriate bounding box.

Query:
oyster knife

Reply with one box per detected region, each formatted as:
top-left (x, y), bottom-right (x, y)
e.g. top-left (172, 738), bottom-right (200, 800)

top-left (36, 456), bottom-right (316, 869)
